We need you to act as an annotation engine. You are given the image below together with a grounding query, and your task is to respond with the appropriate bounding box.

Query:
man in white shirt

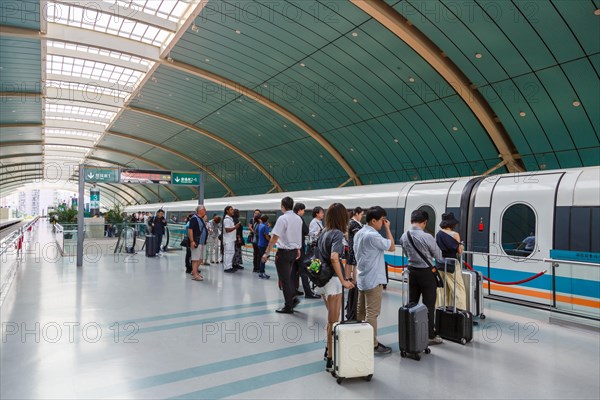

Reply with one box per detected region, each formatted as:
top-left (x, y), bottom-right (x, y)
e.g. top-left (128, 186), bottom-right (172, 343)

top-left (222, 206), bottom-right (240, 273)
top-left (262, 197), bottom-right (303, 313)
top-left (354, 206), bottom-right (395, 354)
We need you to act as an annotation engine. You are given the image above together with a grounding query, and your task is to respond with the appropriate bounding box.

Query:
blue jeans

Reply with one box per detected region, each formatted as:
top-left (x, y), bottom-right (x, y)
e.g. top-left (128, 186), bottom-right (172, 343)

top-left (258, 246), bottom-right (267, 273)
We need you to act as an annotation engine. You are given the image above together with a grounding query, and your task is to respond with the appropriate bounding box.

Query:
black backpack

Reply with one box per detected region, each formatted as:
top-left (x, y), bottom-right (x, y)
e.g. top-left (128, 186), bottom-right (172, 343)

top-left (304, 233), bottom-right (334, 287)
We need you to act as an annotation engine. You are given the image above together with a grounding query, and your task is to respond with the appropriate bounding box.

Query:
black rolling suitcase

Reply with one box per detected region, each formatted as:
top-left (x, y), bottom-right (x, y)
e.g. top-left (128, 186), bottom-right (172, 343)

top-left (435, 259), bottom-right (473, 345)
top-left (398, 269), bottom-right (430, 360)
top-left (145, 234), bottom-right (158, 257)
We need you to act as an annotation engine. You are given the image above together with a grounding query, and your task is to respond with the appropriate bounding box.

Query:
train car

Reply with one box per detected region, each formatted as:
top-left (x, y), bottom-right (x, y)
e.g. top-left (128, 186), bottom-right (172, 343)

top-left (125, 167), bottom-right (600, 317)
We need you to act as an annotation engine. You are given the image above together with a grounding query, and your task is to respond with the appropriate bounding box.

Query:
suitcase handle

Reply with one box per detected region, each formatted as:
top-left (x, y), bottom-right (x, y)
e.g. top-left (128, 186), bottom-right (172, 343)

top-left (443, 258), bottom-right (460, 313)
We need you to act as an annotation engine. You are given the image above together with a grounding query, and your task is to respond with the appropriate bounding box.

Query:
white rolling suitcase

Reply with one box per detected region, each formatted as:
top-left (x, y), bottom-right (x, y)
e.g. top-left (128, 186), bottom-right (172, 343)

top-left (462, 269), bottom-right (486, 320)
top-left (331, 286), bottom-right (374, 384)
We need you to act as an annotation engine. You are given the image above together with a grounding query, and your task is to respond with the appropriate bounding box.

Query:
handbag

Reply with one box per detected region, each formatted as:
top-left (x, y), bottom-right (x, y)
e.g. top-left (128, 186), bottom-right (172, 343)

top-left (304, 235), bottom-right (334, 287)
top-left (180, 236), bottom-right (190, 248)
top-left (406, 231), bottom-right (444, 288)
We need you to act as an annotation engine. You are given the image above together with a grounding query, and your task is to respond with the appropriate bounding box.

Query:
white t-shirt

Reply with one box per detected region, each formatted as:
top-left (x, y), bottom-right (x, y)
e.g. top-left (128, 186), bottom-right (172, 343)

top-left (223, 215), bottom-right (236, 244)
top-left (271, 211), bottom-right (302, 250)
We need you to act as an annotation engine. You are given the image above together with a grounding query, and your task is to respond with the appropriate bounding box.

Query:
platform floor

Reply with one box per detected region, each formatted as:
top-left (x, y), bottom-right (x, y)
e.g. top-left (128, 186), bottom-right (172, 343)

top-left (1, 221), bottom-right (599, 399)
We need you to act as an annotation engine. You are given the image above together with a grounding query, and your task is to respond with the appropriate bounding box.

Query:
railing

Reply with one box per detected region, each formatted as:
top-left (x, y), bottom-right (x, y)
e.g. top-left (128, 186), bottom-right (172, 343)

top-left (463, 250), bottom-right (599, 320)
top-left (54, 223), bottom-right (64, 256)
top-left (0, 217), bottom-right (39, 307)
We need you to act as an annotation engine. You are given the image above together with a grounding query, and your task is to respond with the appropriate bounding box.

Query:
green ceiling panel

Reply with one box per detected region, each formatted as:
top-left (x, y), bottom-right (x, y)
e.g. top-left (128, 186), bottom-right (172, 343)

top-left (513, 1), bottom-right (586, 64)
top-left (0, 95), bottom-right (41, 124)
top-left (560, 58), bottom-right (600, 136)
top-left (0, 37), bottom-right (41, 91)
top-left (97, 135), bottom-right (155, 156)
top-left (553, 1), bottom-right (600, 55)
top-left (0, 0), bottom-right (40, 30)
top-left (111, 110), bottom-right (186, 144)
top-left (536, 66), bottom-right (599, 149)
top-left (0, 126), bottom-right (41, 142)
top-left (579, 147), bottom-right (600, 166)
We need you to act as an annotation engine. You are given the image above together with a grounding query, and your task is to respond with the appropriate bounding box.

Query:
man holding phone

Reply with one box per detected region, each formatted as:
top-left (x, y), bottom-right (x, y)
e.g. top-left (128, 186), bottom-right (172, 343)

top-left (353, 206), bottom-right (395, 354)
top-left (188, 205), bottom-right (208, 281)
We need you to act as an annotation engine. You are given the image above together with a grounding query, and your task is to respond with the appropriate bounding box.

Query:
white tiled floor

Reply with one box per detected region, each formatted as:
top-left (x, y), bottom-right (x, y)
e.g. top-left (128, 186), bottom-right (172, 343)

top-left (1, 220), bottom-right (599, 399)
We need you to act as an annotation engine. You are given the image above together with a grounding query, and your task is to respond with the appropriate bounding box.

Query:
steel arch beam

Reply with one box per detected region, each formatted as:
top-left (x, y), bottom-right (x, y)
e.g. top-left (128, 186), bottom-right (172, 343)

top-left (350, 0), bottom-right (525, 173)
top-left (127, 106), bottom-right (283, 192)
top-left (105, 131), bottom-right (235, 196)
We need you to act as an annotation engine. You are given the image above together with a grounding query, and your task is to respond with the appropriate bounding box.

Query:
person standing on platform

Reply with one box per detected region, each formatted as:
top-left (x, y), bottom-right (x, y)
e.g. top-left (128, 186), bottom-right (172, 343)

top-left (184, 213), bottom-right (193, 274)
top-left (232, 209), bottom-right (244, 270)
top-left (292, 202), bottom-right (319, 298)
top-left (435, 212), bottom-right (466, 309)
top-left (256, 214), bottom-right (271, 279)
top-left (345, 207), bottom-right (364, 319)
top-left (309, 206), bottom-right (325, 243)
top-left (399, 210), bottom-right (444, 345)
top-left (207, 214), bottom-right (222, 263)
top-left (261, 197), bottom-right (303, 313)
top-left (249, 210), bottom-right (261, 272)
top-left (188, 205), bottom-right (208, 281)
top-left (152, 209), bottom-right (167, 254)
top-left (353, 206), bottom-right (395, 354)
top-left (223, 206), bottom-right (240, 273)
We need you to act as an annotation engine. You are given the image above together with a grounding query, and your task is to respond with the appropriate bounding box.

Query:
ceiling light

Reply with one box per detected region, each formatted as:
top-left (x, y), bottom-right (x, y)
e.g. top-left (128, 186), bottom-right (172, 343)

top-left (519, 111), bottom-right (526, 117)
top-left (205, 58), bottom-right (210, 62)
top-left (151, 76), bottom-right (157, 83)
top-left (351, 32), bottom-right (358, 37)
top-left (235, 29), bottom-right (241, 34)
top-left (167, 56), bottom-right (173, 63)
top-left (283, 124), bottom-right (287, 128)
top-left (408, 77), bottom-right (415, 82)
top-left (594, 9), bottom-right (600, 15)
top-left (311, 114), bottom-right (316, 117)
top-left (191, 23), bottom-right (199, 33)
top-left (350, 148), bottom-right (354, 152)
top-left (452, 126), bottom-right (458, 131)
top-left (353, 98), bottom-right (358, 103)
top-left (475, 53), bottom-right (482, 59)
top-left (394, 139), bottom-right (399, 143)
top-left (572, 100), bottom-right (581, 107)
top-left (12, 110), bottom-right (16, 112)
top-left (185, 77), bottom-right (190, 81)
top-left (300, 63), bottom-right (305, 67)
top-left (263, 84), bottom-right (268, 88)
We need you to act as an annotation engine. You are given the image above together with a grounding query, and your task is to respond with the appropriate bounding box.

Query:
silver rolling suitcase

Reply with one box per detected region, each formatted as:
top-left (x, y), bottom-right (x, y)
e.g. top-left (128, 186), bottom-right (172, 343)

top-left (462, 269), bottom-right (485, 320)
top-left (331, 285), bottom-right (374, 384)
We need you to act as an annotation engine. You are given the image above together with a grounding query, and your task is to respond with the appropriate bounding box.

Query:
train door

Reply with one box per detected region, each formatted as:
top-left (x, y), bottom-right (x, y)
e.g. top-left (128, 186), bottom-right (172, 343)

top-left (486, 173), bottom-right (564, 304)
top-left (403, 181), bottom-right (457, 235)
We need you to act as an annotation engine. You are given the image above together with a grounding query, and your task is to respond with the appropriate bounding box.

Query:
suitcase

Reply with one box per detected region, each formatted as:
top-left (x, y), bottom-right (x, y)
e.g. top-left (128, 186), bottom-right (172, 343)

top-left (435, 259), bottom-right (473, 345)
top-left (398, 269), bottom-right (430, 360)
top-left (462, 269), bottom-right (485, 320)
top-left (331, 285), bottom-right (374, 384)
top-left (145, 235), bottom-right (157, 257)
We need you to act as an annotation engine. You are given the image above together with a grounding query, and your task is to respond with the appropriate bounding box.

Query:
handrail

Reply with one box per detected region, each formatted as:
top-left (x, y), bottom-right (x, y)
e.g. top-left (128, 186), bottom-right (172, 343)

top-left (462, 250), bottom-right (546, 262)
top-left (543, 258), bottom-right (599, 268)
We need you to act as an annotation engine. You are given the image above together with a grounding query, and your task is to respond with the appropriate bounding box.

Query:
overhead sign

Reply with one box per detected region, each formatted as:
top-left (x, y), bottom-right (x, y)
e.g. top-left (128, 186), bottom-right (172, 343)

top-left (84, 167), bottom-right (120, 183)
top-left (120, 169), bottom-right (171, 184)
top-left (172, 172), bottom-right (200, 186)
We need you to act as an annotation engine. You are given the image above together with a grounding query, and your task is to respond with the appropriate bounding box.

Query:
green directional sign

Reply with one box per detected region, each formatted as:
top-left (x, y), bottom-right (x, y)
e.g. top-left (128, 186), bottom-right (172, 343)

top-left (83, 167), bottom-right (120, 183)
top-left (172, 172), bottom-right (200, 186)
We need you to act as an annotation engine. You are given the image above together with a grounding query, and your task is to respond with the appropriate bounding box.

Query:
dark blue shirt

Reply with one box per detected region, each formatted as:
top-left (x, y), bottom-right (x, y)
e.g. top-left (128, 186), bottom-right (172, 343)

top-left (257, 223), bottom-right (270, 248)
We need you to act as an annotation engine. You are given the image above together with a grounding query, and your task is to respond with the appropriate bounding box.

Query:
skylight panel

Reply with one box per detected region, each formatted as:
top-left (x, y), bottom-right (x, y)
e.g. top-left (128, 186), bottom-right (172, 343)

top-left (46, 80), bottom-right (130, 99)
top-left (46, 104), bottom-right (116, 120)
top-left (46, 116), bottom-right (108, 126)
top-left (45, 128), bottom-right (101, 139)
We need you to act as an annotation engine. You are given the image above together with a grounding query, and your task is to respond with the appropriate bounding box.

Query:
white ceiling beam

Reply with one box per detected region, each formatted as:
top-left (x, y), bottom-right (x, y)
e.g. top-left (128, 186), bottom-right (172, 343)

top-left (51, 0), bottom-right (179, 32)
top-left (46, 45), bottom-right (150, 72)
top-left (44, 120), bottom-right (104, 132)
top-left (46, 95), bottom-right (122, 111)
top-left (46, 112), bottom-right (111, 124)
top-left (45, 74), bottom-right (133, 94)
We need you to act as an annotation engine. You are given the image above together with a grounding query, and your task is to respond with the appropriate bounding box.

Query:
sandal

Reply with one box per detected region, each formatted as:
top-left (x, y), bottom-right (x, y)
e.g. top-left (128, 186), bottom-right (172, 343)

top-left (192, 275), bottom-right (204, 281)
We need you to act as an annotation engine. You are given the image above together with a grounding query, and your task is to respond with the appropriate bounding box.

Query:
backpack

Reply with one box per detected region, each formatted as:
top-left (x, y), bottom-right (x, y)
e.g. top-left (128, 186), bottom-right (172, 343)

top-left (304, 234), bottom-right (334, 287)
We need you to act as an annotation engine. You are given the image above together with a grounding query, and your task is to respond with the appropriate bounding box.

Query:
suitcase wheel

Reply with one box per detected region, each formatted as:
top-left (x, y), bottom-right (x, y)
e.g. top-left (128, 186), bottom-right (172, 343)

top-left (460, 338), bottom-right (467, 345)
top-left (424, 347), bottom-right (431, 354)
top-left (480, 314), bottom-right (486, 320)
top-left (336, 377), bottom-right (344, 385)
top-left (363, 374), bottom-right (373, 382)
top-left (400, 351), bottom-right (407, 358)
top-left (414, 353), bottom-right (421, 361)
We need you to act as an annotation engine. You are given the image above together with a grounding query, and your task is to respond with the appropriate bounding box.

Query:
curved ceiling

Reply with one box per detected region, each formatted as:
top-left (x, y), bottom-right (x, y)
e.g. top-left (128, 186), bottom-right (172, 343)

top-left (1, 0), bottom-right (598, 205)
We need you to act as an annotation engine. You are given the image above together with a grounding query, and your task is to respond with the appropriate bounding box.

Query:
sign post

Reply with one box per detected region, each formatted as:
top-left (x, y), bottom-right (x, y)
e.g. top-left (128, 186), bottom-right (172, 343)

top-left (77, 164), bottom-right (85, 267)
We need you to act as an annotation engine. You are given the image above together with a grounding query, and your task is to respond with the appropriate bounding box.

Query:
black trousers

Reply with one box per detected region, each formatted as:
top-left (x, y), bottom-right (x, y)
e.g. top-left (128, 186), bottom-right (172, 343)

top-left (408, 267), bottom-right (438, 339)
top-left (292, 253), bottom-right (313, 295)
top-left (252, 243), bottom-right (260, 271)
top-left (185, 247), bottom-right (191, 272)
top-left (275, 249), bottom-right (298, 309)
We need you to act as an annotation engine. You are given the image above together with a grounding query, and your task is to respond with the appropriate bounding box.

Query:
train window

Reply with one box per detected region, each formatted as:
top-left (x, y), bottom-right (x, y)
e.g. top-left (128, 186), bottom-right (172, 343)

top-left (502, 204), bottom-right (536, 257)
top-left (418, 205), bottom-right (436, 237)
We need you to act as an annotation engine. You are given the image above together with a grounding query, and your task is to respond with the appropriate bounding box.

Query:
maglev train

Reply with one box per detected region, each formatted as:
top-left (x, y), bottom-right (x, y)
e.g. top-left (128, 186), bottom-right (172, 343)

top-left (125, 166), bottom-right (600, 317)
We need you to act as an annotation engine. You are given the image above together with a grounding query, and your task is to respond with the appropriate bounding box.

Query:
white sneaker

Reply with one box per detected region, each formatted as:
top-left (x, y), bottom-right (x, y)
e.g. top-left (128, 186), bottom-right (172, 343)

top-left (428, 336), bottom-right (443, 345)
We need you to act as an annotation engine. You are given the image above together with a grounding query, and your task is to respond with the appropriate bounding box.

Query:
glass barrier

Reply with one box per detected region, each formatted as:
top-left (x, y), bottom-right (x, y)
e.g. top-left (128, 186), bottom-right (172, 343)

top-left (546, 258), bottom-right (600, 320)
